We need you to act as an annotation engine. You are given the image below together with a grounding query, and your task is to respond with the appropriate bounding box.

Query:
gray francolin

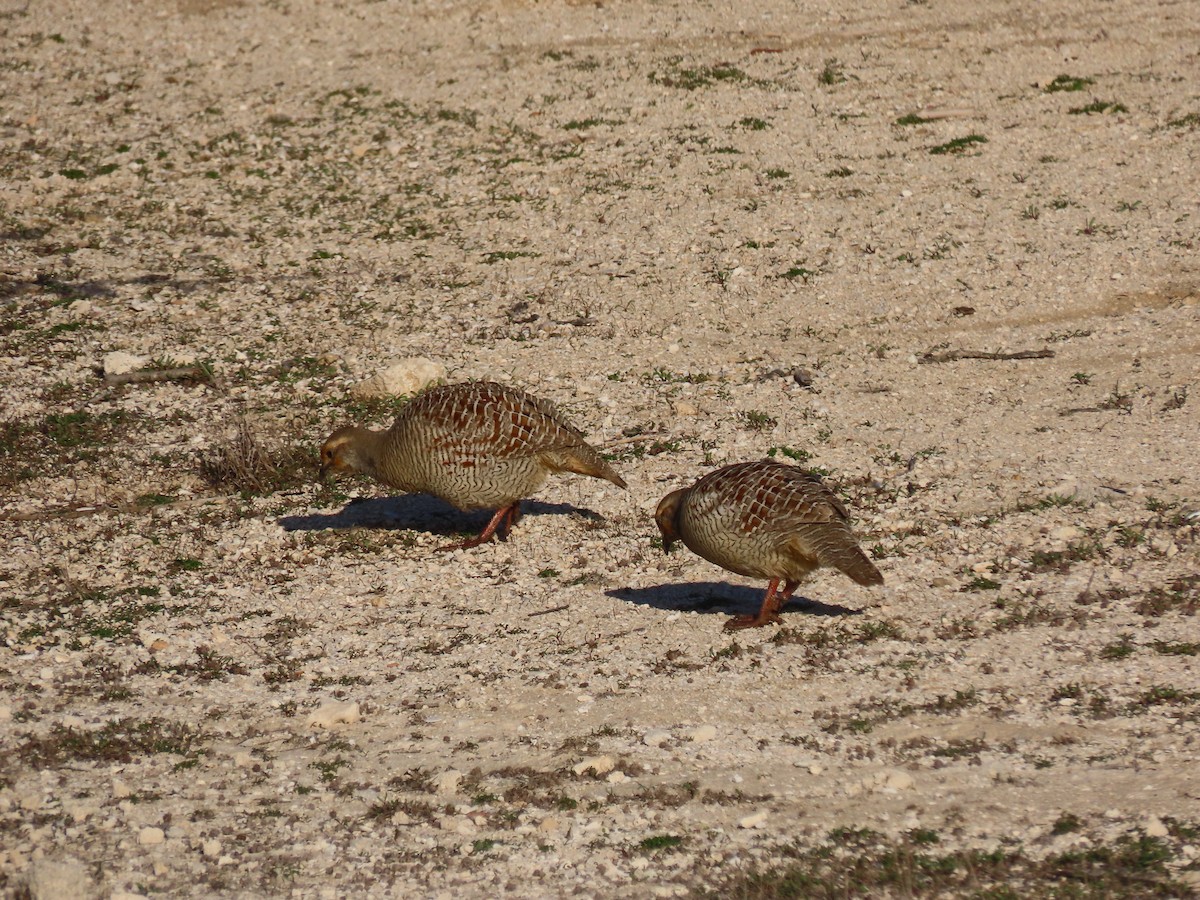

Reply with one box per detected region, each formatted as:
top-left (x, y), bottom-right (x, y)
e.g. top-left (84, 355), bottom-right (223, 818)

top-left (320, 381), bottom-right (627, 550)
top-left (655, 459), bottom-right (883, 630)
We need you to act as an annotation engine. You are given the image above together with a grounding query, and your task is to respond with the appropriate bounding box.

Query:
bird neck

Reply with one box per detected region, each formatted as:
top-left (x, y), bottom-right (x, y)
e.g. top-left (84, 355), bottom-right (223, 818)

top-left (351, 427), bottom-right (389, 481)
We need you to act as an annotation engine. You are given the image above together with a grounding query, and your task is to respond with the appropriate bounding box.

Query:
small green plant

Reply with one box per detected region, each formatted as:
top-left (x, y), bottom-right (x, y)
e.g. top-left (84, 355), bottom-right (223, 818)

top-left (738, 410), bottom-right (778, 431)
top-left (894, 113), bottom-right (935, 126)
top-left (825, 166), bottom-right (853, 178)
top-left (1165, 112), bottom-right (1200, 129)
top-left (739, 116), bottom-right (770, 130)
top-left (1052, 812), bottom-right (1084, 834)
top-left (1069, 100), bottom-right (1128, 115)
top-left (1100, 635), bottom-right (1136, 660)
top-left (483, 250), bottom-right (540, 264)
top-left (1099, 384), bottom-right (1133, 413)
top-left (650, 64), bottom-right (747, 90)
top-left (562, 117), bottom-right (621, 130)
top-left (767, 445), bottom-right (811, 463)
top-left (637, 834), bottom-right (685, 852)
top-left (817, 58), bottom-right (846, 85)
top-left (964, 575), bottom-right (1001, 592)
top-left (778, 263), bottom-right (817, 281)
top-left (765, 167), bottom-right (790, 179)
top-left (1153, 640), bottom-right (1199, 656)
top-left (929, 134), bottom-right (988, 155)
top-left (1070, 372), bottom-right (1093, 385)
top-left (1045, 74), bottom-right (1095, 93)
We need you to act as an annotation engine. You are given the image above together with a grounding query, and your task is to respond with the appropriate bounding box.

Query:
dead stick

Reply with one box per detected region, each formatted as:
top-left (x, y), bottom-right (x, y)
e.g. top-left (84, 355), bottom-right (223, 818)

top-left (528, 604), bottom-right (571, 618)
top-left (104, 365), bottom-right (209, 386)
top-left (919, 349), bottom-right (1055, 364)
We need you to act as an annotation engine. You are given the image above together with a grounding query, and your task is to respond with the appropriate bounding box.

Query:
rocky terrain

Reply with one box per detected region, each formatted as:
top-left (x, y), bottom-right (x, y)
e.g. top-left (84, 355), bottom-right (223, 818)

top-left (1, 0), bottom-right (1198, 896)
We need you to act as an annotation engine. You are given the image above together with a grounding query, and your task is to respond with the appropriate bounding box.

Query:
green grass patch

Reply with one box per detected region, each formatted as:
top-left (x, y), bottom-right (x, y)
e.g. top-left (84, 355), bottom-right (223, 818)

top-left (929, 134), bottom-right (988, 155)
top-left (1045, 74), bottom-right (1095, 93)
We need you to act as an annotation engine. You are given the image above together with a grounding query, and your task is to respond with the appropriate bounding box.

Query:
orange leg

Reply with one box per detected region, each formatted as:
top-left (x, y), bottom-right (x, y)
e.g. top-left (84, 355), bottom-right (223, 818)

top-left (724, 578), bottom-right (801, 631)
top-left (437, 502), bottom-right (521, 552)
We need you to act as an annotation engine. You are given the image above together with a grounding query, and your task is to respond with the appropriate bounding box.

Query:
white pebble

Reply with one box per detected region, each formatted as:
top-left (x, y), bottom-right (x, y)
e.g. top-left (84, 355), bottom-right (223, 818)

top-left (643, 729), bottom-right (671, 747)
top-left (573, 755), bottom-right (616, 777)
top-left (739, 811), bottom-right (768, 829)
top-left (307, 701), bottom-right (360, 729)
top-left (688, 725), bottom-right (717, 743)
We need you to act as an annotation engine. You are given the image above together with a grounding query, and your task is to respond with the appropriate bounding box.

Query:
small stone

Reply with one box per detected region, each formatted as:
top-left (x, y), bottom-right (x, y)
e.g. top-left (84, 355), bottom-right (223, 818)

top-left (606, 771), bottom-right (628, 784)
top-left (791, 367), bottom-right (815, 387)
top-left (1144, 817), bottom-right (1169, 838)
top-left (1049, 526), bottom-right (1082, 541)
top-left (27, 856), bottom-right (92, 900)
top-left (102, 351), bottom-right (146, 376)
top-left (538, 816), bottom-right (564, 834)
top-left (138, 826), bottom-right (165, 846)
top-left (65, 803), bottom-right (97, 824)
top-left (688, 725), bottom-right (717, 743)
top-left (573, 755), bottom-right (616, 777)
top-left (434, 769), bottom-right (463, 796)
top-left (112, 777), bottom-right (132, 800)
top-left (885, 771), bottom-right (915, 791)
top-left (436, 815), bottom-right (476, 835)
top-left (306, 701), bottom-right (360, 729)
top-left (349, 357), bottom-right (445, 399)
top-left (738, 811), bottom-right (768, 829)
top-left (808, 764), bottom-right (823, 776)
top-left (202, 839), bottom-right (222, 857)
top-left (643, 729), bottom-right (671, 747)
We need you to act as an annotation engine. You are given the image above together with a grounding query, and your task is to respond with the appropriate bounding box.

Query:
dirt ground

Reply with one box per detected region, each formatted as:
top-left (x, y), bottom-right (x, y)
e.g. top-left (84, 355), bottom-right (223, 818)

top-left (2, 0), bottom-right (1199, 896)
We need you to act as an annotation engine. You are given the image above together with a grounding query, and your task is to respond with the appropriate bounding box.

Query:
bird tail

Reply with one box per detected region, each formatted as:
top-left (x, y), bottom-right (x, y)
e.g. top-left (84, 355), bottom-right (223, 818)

top-left (541, 448), bottom-right (627, 489)
top-left (833, 544), bottom-right (885, 586)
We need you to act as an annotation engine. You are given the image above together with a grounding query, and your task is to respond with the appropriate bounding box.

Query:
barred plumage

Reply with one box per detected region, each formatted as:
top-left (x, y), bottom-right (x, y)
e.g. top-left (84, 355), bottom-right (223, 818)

top-left (320, 381), bottom-right (626, 550)
top-left (655, 459), bottom-right (882, 630)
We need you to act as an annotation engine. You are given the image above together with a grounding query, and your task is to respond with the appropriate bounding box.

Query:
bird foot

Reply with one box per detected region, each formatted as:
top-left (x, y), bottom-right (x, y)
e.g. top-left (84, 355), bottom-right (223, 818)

top-left (723, 612), bottom-right (783, 631)
top-left (435, 533), bottom-right (494, 552)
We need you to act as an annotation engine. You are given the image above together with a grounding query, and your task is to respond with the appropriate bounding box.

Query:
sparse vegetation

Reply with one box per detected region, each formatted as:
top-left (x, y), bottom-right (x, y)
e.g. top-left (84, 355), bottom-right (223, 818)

top-left (1045, 74), bottom-right (1095, 93)
top-left (700, 827), bottom-right (1192, 898)
top-left (929, 134), bottom-right (987, 155)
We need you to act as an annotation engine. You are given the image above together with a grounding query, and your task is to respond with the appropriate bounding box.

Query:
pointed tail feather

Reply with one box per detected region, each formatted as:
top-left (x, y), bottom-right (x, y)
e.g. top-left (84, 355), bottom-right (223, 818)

top-left (542, 448), bottom-right (627, 489)
top-left (834, 545), bottom-right (884, 586)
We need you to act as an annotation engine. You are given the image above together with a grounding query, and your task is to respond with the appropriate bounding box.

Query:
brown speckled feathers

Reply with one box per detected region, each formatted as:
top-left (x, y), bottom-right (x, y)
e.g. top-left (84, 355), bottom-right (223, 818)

top-left (655, 459), bottom-right (881, 629)
top-left (320, 381), bottom-right (625, 549)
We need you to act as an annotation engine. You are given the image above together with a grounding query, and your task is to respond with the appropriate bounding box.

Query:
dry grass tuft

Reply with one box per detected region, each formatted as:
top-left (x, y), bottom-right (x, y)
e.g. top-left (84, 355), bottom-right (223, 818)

top-left (199, 419), bottom-right (314, 495)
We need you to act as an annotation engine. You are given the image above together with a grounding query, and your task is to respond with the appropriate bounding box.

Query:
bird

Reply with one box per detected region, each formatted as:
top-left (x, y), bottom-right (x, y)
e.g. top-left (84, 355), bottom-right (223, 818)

top-left (319, 381), bottom-right (627, 550)
top-left (654, 459), bottom-right (883, 630)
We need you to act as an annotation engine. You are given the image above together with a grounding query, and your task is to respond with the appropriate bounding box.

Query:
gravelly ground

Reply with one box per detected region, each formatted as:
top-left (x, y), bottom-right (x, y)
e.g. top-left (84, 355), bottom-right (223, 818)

top-left (2, 0), bottom-right (1199, 896)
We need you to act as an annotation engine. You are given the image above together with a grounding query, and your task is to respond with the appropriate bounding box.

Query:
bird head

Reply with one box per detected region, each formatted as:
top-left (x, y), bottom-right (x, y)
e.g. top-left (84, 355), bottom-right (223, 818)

top-left (318, 426), bottom-right (368, 479)
top-left (654, 489), bottom-right (686, 554)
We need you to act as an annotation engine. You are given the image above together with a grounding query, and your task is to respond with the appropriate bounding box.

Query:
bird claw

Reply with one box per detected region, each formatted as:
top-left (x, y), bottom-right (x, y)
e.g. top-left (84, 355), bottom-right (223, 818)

top-left (435, 534), bottom-right (492, 552)
top-left (723, 613), bottom-right (783, 631)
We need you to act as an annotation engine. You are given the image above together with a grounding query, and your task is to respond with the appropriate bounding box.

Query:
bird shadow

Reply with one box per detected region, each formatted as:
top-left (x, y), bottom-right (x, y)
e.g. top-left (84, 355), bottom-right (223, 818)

top-left (278, 494), bottom-right (601, 537)
top-left (605, 581), bottom-right (862, 620)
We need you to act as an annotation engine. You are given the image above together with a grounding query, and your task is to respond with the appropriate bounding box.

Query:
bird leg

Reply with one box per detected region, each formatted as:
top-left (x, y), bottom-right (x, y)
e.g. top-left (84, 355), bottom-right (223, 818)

top-left (437, 502), bottom-right (521, 552)
top-left (723, 579), bottom-right (801, 631)
top-left (495, 502), bottom-right (522, 540)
